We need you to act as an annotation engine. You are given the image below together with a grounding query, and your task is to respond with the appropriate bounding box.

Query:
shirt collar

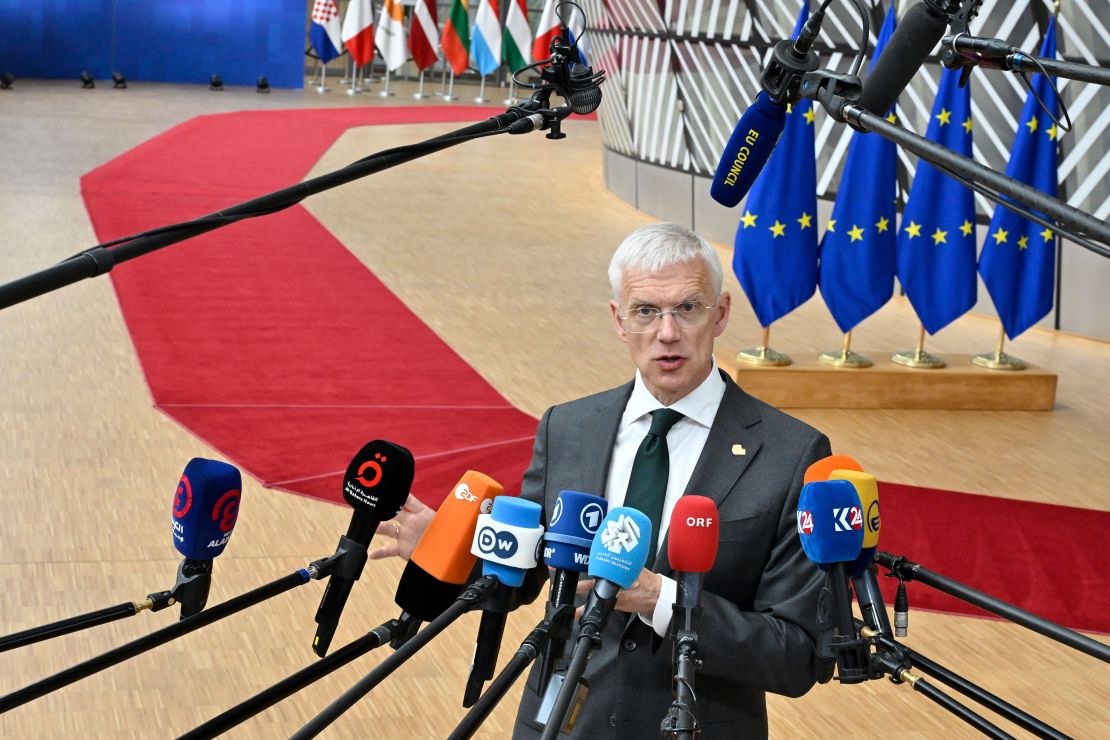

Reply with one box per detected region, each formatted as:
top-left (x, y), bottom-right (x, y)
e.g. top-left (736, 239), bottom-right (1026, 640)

top-left (622, 358), bottom-right (725, 430)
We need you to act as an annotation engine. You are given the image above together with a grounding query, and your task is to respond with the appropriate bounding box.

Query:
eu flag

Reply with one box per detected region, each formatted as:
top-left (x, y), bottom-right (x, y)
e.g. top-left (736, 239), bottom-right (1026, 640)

top-left (896, 66), bottom-right (978, 334)
top-left (732, 3), bottom-right (818, 328)
top-left (818, 5), bottom-right (898, 333)
top-left (979, 19), bottom-right (1060, 339)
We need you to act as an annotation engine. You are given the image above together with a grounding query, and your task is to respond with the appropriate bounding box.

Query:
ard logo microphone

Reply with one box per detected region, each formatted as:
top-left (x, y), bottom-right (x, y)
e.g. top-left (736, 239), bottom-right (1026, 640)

top-left (313, 440), bottom-right (414, 657)
top-left (171, 458), bottom-right (243, 619)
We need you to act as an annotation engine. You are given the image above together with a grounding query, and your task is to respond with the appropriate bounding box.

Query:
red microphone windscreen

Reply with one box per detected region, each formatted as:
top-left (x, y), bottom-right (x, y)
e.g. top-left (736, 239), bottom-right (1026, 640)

top-left (804, 454), bottom-right (863, 484)
top-left (668, 496), bottom-right (719, 573)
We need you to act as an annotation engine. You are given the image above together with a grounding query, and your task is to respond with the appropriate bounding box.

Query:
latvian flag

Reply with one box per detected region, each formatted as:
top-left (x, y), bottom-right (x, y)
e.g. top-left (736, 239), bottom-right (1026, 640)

top-left (341, 0), bottom-right (375, 67)
top-left (502, 0), bottom-right (531, 73)
top-left (410, 0), bottom-right (440, 71)
top-left (310, 0), bottom-right (343, 64)
top-left (471, 0), bottom-right (501, 76)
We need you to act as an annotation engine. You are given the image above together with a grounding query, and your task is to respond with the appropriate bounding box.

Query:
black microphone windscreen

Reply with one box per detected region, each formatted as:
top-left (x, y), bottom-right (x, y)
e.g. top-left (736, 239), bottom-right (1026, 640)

top-left (858, 2), bottom-right (950, 116)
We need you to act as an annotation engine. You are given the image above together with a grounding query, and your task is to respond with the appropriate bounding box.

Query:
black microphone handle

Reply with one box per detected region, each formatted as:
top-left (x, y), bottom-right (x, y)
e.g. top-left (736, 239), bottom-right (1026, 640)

top-left (829, 565), bottom-right (862, 672)
top-left (868, 631), bottom-right (1070, 740)
top-left (0, 569), bottom-right (310, 713)
top-left (292, 576), bottom-right (497, 739)
top-left (178, 617), bottom-right (412, 740)
top-left (313, 514), bottom-right (378, 656)
top-left (663, 571), bottom-right (704, 740)
top-left (463, 608), bottom-right (509, 707)
top-left (852, 566), bottom-right (894, 637)
top-left (875, 551), bottom-right (1110, 664)
top-left (0, 602), bottom-right (140, 653)
top-left (537, 568), bottom-right (581, 693)
top-left (540, 634), bottom-right (594, 740)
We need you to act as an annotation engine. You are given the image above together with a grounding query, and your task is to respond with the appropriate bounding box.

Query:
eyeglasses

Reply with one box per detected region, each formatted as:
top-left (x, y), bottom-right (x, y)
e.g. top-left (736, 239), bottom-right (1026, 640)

top-left (618, 301), bottom-right (718, 333)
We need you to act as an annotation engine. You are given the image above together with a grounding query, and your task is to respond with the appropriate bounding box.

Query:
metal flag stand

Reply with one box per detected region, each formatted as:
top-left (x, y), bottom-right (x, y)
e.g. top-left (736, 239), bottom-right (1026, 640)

top-left (315, 62), bottom-right (331, 93)
top-left (504, 75), bottom-right (517, 105)
top-left (819, 330), bottom-right (873, 368)
top-left (737, 326), bottom-right (792, 366)
top-left (972, 323), bottom-right (1026, 370)
top-left (443, 68), bottom-right (458, 101)
top-left (435, 57), bottom-right (448, 97)
top-left (891, 324), bottom-right (946, 368)
top-left (475, 74), bottom-right (489, 103)
top-left (379, 66), bottom-right (396, 97)
top-left (347, 63), bottom-right (363, 95)
top-left (414, 69), bottom-right (430, 99)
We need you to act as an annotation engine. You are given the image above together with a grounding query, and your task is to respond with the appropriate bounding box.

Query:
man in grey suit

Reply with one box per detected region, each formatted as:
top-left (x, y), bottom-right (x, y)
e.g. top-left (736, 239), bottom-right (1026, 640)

top-left (375, 222), bottom-right (831, 738)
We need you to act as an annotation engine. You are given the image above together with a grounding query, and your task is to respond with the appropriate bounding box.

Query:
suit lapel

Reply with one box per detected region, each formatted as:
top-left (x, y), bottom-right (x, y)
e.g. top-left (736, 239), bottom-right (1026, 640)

top-left (572, 381), bottom-right (632, 498)
top-left (654, 372), bottom-right (763, 574)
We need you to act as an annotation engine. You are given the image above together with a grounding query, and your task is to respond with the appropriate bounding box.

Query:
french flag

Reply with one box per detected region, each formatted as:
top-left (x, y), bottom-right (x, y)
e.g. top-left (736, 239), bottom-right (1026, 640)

top-left (531, 0), bottom-right (587, 64)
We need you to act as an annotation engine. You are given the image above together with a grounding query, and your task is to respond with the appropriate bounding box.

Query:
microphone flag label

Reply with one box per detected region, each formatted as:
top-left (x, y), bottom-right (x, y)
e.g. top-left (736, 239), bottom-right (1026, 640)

top-left (588, 507), bottom-right (652, 589)
top-left (601, 513), bottom-right (641, 554)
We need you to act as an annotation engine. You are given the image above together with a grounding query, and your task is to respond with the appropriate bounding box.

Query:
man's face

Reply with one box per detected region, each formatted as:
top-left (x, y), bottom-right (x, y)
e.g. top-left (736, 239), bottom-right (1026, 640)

top-left (610, 258), bottom-right (731, 406)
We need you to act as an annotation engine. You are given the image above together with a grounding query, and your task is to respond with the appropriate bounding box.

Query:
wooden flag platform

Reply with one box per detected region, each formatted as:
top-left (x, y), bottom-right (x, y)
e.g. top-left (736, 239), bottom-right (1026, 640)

top-left (717, 352), bottom-right (1057, 410)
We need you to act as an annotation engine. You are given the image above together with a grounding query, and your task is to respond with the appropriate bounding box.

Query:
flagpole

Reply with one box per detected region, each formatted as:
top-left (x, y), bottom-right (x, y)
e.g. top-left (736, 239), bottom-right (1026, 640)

top-left (444, 68), bottom-right (457, 101)
top-left (436, 57), bottom-right (448, 97)
top-left (316, 62), bottom-right (330, 93)
top-left (737, 325), bottom-right (792, 367)
top-left (341, 56), bottom-right (353, 85)
top-left (892, 324), bottom-right (945, 368)
top-left (475, 74), bottom-right (489, 103)
top-left (972, 323), bottom-right (1026, 370)
top-left (504, 76), bottom-right (516, 105)
top-left (379, 66), bottom-right (395, 97)
top-left (818, 330), bottom-right (872, 368)
top-left (347, 63), bottom-right (362, 95)
top-left (414, 70), bottom-right (429, 99)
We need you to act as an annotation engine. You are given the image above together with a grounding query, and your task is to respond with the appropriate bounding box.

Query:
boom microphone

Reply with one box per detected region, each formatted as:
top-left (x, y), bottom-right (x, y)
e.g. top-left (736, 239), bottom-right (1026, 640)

top-left (313, 440), bottom-right (414, 656)
top-left (858, 0), bottom-right (958, 116)
top-left (394, 471), bottom-right (505, 623)
top-left (828, 469), bottom-right (880, 576)
top-left (537, 490), bottom-right (608, 693)
top-left (464, 496), bottom-right (545, 706)
top-left (709, 5), bottom-right (822, 207)
top-left (541, 507), bottom-right (652, 740)
top-left (170, 458), bottom-right (243, 618)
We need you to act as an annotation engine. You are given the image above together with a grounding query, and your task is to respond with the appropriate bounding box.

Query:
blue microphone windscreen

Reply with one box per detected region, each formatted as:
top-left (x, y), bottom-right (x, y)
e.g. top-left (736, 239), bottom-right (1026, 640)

top-left (172, 458), bottom-right (242, 560)
top-left (848, 547), bottom-right (876, 577)
top-left (588, 507), bottom-right (652, 589)
top-left (710, 91), bottom-right (788, 208)
top-left (544, 490), bottom-right (607, 573)
top-left (477, 496), bottom-right (544, 587)
top-left (797, 479), bottom-right (864, 566)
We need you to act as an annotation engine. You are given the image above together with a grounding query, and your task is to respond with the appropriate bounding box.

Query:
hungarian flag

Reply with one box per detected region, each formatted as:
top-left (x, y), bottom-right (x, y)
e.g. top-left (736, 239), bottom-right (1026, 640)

top-left (471, 0), bottom-right (502, 76)
top-left (502, 0), bottom-right (531, 73)
top-left (443, 0), bottom-right (470, 75)
top-left (341, 0), bottom-right (375, 67)
top-left (375, 0), bottom-right (408, 72)
top-left (309, 0), bottom-right (343, 64)
top-left (410, 0), bottom-right (440, 72)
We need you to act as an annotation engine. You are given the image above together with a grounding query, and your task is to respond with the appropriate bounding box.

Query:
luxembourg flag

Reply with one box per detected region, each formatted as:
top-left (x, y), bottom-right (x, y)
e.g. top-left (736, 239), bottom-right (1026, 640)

top-left (470, 0), bottom-right (502, 76)
top-left (532, 0), bottom-right (586, 63)
top-left (341, 0), bottom-right (375, 67)
top-left (310, 0), bottom-right (343, 64)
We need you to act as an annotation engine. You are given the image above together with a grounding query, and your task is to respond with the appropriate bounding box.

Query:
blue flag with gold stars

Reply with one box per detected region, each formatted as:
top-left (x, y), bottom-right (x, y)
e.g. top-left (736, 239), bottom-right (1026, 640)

top-left (979, 18), bottom-right (1059, 339)
top-left (896, 66), bottom-right (977, 335)
top-left (732, 3), bottom-right (817, 328)
top-left (818, 5), bottom-right (898, 333)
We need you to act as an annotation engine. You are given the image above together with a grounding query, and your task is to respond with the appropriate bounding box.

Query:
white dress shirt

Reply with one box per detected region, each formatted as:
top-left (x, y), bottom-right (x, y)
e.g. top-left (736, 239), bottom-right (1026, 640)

top-left (604, 360), bottom-right (726, 636)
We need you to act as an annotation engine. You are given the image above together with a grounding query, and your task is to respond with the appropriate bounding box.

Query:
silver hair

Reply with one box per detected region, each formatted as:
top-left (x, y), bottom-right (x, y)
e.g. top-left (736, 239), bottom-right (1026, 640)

top-left (607, 222), bottom-right (724, 301)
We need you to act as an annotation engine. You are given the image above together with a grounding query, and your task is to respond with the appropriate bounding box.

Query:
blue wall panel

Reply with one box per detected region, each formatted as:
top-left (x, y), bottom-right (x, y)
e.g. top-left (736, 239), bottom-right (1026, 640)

top-left (0, 0), bottom-right (306, 88)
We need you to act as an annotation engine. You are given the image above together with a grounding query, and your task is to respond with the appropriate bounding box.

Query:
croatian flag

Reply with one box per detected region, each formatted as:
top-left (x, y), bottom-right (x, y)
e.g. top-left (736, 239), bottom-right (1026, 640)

top-left (471, 0), bottom-right (502, 76)
top-left (310, 0), bottom-right (343, 64)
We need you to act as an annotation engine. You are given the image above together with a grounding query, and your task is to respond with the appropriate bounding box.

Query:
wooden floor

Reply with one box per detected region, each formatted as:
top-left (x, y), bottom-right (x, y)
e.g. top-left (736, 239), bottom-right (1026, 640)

top-left (1, 78), bottom-right (1107, 738)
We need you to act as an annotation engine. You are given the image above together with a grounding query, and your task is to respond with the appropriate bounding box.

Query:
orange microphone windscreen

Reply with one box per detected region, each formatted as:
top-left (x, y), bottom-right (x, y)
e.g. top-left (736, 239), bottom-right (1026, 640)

top-left (410, 471), bottom-right (506, 585)
top-left (803, 454), bottom-right (863, 484)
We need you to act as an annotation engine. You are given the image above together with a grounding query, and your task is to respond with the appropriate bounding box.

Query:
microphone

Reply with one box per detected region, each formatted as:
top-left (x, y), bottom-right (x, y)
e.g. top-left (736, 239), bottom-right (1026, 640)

top-left (803, 453), bottom-right (863, 484)
top-left (828, 470), bottom-right (892, 637)
top-left (661, 496), bottom-right (719, 739)
top-left (313, 440), bottom-right (414, 657)
top-left (797, 479), bottom-right (869, 683)
top-left (541, 507), bottom-right (652, 740)
top-left (536, 490), bottom-right (608, 694)
top-left (463, 496), bottom-right (545, 706)
top-left (709, 7), bottom-right (823, 207)
top-left (394, 471), bottom-right (505, 623)
top-left (858, 0), bottom-right (959, 116)
top-left (170, 458), bottom-right (243, 618)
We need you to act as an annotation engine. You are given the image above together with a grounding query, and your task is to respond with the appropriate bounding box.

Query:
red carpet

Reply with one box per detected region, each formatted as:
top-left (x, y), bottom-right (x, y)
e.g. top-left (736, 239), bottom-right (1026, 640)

top-left (81, 106), bottom-right (539, 506)
top-left (81, 107), bottom-right (1108, 635)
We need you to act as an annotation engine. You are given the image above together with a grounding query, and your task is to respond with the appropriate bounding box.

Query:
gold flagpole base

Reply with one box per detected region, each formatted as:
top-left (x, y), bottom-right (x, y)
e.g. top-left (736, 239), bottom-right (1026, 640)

top-left (891, 350), bottom-right (946, 369)
top-left (818, 349), bottom-right (873, 368)
top-left (971, 351), bottom-right (1026, 371)
top-left (737, 346), bottom-right (792, 366)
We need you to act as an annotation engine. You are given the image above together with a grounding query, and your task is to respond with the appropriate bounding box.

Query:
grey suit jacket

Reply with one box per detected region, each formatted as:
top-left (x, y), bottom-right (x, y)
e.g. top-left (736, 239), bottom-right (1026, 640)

top-left (511, 370), bottom-right (832, 739)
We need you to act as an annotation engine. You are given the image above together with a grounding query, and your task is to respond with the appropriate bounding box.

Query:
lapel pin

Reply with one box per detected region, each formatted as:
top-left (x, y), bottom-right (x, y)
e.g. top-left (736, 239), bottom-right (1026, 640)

top-left (732, 444), bottom-right (747, 456)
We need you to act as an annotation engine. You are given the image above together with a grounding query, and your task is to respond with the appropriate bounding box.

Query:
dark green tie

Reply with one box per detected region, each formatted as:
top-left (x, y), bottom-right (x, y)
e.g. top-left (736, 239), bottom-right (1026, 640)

top-left (624, 408), bottom-right (684, 564)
